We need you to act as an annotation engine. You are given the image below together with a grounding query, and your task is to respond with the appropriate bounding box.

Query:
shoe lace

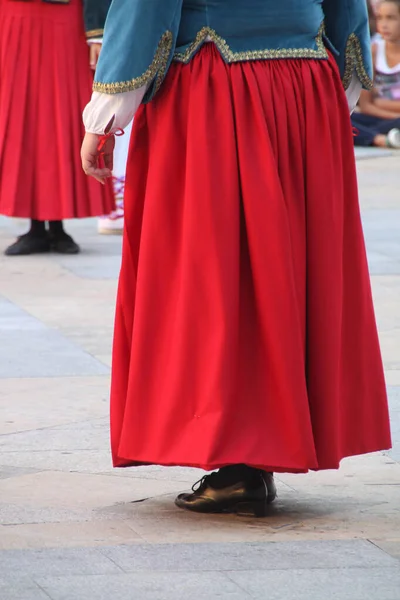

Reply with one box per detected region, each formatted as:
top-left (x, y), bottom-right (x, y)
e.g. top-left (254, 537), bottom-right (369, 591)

top-left (191, 473), bottom-right (217, 492)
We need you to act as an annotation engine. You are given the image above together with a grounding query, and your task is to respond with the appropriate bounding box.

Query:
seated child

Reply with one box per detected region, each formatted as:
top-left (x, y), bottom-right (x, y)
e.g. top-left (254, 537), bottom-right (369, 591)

top-left (352, 0), bottom-right (400, 148)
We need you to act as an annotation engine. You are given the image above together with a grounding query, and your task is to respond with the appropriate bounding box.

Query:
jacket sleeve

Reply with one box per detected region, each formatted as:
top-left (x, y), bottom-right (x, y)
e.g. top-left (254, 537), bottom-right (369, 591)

top-left (323, 0), bottom-right (373, 90)
top-left (93, 0), bottom-right (183, 102)
top-left (83, 0), bottom-right (112, 40)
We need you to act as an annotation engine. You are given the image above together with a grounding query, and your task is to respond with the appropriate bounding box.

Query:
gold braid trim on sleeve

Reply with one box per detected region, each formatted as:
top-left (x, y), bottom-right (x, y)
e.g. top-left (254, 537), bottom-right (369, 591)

top-left (174, 24), bottom-right (327, 64)
top-left (86, 29), bottom-right (104, 40)
top-left (93, 31), bottom-right (174, 94)
top-left (342, 33), bottom-right (373, 90)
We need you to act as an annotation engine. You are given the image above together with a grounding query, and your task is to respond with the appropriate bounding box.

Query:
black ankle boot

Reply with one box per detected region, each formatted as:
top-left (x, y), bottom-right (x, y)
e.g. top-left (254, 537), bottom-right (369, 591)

top-left (175, 468), bottom-right (276, 517)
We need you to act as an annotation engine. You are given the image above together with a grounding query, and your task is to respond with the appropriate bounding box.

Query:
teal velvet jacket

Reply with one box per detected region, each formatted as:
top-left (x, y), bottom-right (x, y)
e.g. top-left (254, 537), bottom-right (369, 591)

top-left (94, 0), bottom-right (373, 99)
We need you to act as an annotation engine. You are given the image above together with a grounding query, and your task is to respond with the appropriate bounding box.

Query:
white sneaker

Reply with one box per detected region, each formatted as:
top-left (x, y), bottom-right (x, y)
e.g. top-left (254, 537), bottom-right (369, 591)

top-left (98, 205), bottom-right (124, 235)
top-left (98, 177), bottom-right (125, 235)
top-left (387, 128), bottom-right (400, 149)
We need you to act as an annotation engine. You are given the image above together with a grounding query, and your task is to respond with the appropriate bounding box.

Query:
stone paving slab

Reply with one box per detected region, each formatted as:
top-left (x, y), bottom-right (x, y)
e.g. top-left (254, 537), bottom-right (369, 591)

top-left (0, 503), bottom-right (100, 527)
top-left (385, 371), bottom-right (400, 386)
top-left (0, 547), bottom-right (121, 578)
top-left (0, 541), bottom-right (397, 600)
top-left (0, 583), bottom-right (51, 600)
top-left (0, 448), bottom-right (111, 473)
top-left (99, 540), bottom-right (398, 571)
top-left (362, 210), bottom-right (400, 241)
top-left (0, 330), bottom-right (109, 379)
top-left (35, 572), bottom-right (247, 600)
top-left (228, 567), bottom-right (400, 600)
top-left (0, 377), bottom-right (109, 435)
top-left (355, 156), bottom-right (400, 211)
top-left (56, 254), bottom-right (122, 281)
top-left (371, 539), bottom-right (400, 559)
top-left (0, 423), bottom-right (108, 453)
top-left (0, 156), bottom-right (399, 597)
top-left (0, 521), bottom-right (143, 550)
top-left (0, 471), bottom-right (186, 511)
top-left (0, 297), bottom-right (109, 379)
top-left (361, 210), bottom-right (400, 276)
top-left (355, 147), bottom-right (394, 160)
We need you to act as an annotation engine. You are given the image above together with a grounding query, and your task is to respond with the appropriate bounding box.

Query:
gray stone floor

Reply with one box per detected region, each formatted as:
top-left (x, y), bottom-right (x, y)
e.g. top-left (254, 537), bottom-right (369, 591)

top-left (0, 153), bottom-right (399, 599)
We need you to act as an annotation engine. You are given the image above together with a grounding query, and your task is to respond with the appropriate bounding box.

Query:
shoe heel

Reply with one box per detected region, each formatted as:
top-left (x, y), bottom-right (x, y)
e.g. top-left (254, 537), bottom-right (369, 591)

top-left (234, 500), bottom-right (269, 518)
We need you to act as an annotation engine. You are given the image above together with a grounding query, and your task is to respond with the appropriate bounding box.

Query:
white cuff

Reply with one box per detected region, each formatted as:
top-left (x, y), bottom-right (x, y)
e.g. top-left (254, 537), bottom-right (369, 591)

top-left (346, 73), bottom-right (362, 114)
top-left (83, 87), bottom-right (147, 134)
top-left (87, 38), bottom-right (103, 45)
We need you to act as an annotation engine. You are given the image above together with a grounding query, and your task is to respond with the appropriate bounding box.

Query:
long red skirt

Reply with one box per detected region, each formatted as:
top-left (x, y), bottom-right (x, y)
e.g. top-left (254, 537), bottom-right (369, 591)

top-left (0, 0), bottom-right (114, 220)
top-left (111, 45), bottom-right (391, 473)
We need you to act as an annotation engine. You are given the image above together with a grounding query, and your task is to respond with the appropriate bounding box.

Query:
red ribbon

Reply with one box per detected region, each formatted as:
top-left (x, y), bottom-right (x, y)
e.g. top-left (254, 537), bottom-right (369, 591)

top-left (97, 128), bottom-right (124, 169)
top-left (97, 128), bottom-right (125, 153)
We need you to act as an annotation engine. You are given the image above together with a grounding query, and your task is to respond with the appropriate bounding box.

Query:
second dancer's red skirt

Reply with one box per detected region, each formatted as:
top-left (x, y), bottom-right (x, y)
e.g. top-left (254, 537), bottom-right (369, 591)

top-left (0, 0), bottom-right (114, 220)
top-left (111, 45), bottom-right (391, 473)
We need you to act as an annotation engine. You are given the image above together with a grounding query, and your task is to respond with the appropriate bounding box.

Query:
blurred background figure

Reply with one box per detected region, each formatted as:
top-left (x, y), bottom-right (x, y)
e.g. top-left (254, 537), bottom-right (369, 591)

top-left (97, 122), bottom-right (133, 235)
top-left (352, 0), bottom-right (400, 148)
top-left (0, 0), bottom-right (114, 256)
top-left (368, 0), bottom-right (379, 38)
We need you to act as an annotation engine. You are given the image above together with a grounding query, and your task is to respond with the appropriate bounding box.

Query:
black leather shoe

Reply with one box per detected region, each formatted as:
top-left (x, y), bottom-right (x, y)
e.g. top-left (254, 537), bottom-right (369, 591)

top-left (49, 233), bottom-right (80, 254)
top-left (262, 472), bottom-right (277, 504)
top-left (175, 471), bottom-right (276, 517)
top-left (5, 233), bottom-right (51, 256)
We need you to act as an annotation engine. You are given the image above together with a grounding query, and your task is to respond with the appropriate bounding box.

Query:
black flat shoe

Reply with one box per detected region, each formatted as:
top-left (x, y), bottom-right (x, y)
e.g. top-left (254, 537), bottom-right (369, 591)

top-left (175, 471), bottom-right (276, 517)
top-left (4, 233), bottom-right (51, 256)
top-left (49, 233), bottom-right (80, 254)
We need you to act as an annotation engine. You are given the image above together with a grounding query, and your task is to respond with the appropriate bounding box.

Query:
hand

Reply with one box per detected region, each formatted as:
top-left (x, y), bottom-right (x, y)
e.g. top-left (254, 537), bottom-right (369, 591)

top-left (89, 43), bottom-right (102, 70)
top-left (81, 132), bottom-right (114, 184)
top-left (373, 97), bottom-right (400, 117)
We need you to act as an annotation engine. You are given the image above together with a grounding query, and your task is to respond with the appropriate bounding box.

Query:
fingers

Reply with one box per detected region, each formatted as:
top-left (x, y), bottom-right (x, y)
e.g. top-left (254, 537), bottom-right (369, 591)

top-left (103, 151), bottom-right (114, 171)
top-left (81, 152), bottom-right (113, 177)
top-left (81, 131), bottom-right (113, 183)
top-left (89, 44), bottom-right (101, 70)
top-left (89, 46), bottom-right (97, 70)
top-left (82, 162), bottom-right (112, 185)
top-left (84, 166), bottom-right (112, 178)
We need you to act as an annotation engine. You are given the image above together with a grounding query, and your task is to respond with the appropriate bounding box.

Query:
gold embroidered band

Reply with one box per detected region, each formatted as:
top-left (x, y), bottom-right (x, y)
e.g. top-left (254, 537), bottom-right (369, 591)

top-left (93, 31), bottom-right (173, 94)
top-left (343, 33), bottom-right (373, 90)
top-left (93, 26), bottom-right (372, 96)
top-left (173, 25), bottom-right (327, 64)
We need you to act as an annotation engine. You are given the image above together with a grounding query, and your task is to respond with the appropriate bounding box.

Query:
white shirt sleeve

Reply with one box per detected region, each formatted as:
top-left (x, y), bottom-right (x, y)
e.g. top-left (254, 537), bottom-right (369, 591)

top-left (346, 74), bottom-right (363, 114)
top-left (83, 87), bottom-right (148, 134)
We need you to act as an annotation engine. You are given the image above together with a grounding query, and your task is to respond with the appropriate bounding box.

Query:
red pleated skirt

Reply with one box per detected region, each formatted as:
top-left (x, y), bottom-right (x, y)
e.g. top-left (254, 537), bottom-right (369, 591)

top-left (111, 44), bottom-right (391, 473)
top-left (0, 0), bottom-right (114, 220)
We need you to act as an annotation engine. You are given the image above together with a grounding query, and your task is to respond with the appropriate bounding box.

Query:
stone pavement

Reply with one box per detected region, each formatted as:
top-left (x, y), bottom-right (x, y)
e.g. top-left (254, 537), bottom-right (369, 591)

top-left (0, 153), bottom-right (399, 599)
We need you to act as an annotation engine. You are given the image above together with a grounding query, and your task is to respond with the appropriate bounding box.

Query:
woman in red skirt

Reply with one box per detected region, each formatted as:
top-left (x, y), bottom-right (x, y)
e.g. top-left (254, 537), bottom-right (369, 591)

top-left (82, 0), bottom-right (392, 517)
top-left (0, 0), bottom-right (114, 255)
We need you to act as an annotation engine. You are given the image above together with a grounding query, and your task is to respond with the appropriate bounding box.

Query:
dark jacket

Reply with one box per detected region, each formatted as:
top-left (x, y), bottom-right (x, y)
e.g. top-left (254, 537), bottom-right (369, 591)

top-left (41, 0), bottom-right (112, 39)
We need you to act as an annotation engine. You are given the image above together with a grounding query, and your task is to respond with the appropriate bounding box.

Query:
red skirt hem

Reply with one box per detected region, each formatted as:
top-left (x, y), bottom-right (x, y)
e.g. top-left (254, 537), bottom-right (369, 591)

top-left (112, 444), bottom-right (393, 474)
